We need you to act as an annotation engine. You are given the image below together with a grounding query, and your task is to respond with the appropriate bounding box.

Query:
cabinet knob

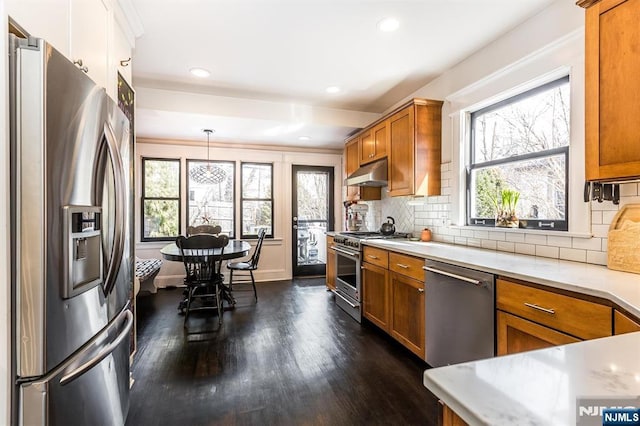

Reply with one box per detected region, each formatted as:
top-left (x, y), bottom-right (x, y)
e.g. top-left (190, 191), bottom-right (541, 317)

top-left (417, 288), bottom-right (424, 294)
top-left (73, 59), bottom-right (88, 73)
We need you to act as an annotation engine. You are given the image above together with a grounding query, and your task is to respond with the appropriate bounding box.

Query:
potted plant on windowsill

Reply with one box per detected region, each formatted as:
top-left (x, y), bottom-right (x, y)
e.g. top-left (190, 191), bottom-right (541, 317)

top-left (493, 188), bottom-right (520, 228)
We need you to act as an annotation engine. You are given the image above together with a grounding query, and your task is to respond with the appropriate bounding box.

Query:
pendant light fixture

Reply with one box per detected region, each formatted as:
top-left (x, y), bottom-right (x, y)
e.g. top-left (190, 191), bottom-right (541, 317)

top-left (189, 128), bottom-right (227, 184)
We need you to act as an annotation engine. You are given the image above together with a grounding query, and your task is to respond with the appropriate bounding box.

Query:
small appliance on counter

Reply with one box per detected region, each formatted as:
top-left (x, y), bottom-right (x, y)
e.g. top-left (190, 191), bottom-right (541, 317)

top-left (345, 203), bottom-right (369, 231)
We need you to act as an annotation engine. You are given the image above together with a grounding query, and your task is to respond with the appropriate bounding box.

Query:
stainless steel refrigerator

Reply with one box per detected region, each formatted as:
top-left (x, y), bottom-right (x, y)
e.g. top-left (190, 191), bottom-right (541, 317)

top-left (9, 35), bottom-right (134, 425)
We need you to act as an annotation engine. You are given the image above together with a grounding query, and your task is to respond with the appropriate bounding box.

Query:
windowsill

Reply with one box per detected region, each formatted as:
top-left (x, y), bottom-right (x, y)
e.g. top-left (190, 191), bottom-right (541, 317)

top-left (448, 225), bottom-right (593, 239)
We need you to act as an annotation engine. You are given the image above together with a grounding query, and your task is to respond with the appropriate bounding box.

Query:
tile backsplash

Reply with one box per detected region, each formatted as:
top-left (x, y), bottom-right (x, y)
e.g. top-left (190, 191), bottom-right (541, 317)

top-left (359, 162), bottom-right (637, 266)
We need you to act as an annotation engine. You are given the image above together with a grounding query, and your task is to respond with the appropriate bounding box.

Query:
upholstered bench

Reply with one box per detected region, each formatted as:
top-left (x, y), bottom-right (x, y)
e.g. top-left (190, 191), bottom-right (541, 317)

top-left (135, 258), bottom-right (162, 294)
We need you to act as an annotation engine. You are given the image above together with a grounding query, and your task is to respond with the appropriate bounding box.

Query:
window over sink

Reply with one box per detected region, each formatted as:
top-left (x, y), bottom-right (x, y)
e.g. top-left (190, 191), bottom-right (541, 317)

top-left (467, 76), bottom-right (570, 231)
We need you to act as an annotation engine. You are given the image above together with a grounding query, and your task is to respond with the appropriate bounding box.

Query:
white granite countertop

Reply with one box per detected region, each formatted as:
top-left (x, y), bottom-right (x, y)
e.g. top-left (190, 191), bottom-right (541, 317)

top-left (360, 240), bottom-right (640, 424)
top-left (362, 240), bottom-right (640, 317)
top-left (423, 332), bottom-right (640, 425)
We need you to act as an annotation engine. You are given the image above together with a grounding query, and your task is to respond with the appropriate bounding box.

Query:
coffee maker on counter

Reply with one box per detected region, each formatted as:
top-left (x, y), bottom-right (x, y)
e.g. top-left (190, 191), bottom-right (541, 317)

top-left (345, 202), bottom-right (369, 231)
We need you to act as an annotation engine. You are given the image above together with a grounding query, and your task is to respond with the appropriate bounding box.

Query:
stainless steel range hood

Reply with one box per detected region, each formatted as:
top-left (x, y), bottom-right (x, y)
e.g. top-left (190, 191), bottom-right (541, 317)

top-left (344, 158), bottom-right (388, 187)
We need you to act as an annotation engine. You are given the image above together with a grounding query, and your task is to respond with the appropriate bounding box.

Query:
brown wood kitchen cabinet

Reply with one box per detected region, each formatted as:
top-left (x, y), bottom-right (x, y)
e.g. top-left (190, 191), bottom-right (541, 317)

top-left (388, 99), bottom-right (443, 197)
top-left (326, 236), bottom-right (336, 291)
top-left (361, 246), bottom-right (426, 358)
top-left (362, 246), bottom-right (390, 330)
top-left (360, 120), bottom-right (388, 165)
top-left (344, 136), bottom-right (381, 201)
top-left (362, 262), bottom-right (390, 332)
top-left (389, 252), bottom-right (426, 358)
top-left (580, 0), bottom-right (640, 181)
top-left (614, 310), bottom-right (640, 335)
top-left (496, 278), bottom-right (612, 355)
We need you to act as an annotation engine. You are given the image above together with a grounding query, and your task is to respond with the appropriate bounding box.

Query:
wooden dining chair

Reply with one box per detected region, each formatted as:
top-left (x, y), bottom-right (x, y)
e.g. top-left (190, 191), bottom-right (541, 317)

top-left (226, 228), bottom-right (267, 302)
top-left (186, 224), bottom-right (222, 236)
top-left (176, 234), bottom-right (229, 327)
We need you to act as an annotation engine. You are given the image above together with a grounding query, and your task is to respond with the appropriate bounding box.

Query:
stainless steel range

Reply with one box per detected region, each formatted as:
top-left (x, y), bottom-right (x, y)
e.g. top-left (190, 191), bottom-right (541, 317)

top-left (332, 232), bottom-right (409, 322)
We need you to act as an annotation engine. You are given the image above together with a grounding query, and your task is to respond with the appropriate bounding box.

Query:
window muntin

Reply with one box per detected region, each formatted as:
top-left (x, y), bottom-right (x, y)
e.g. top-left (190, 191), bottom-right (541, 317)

top-left (468, 76), bottom-right (570, 231)
top-left (241, 163), bottom-right (273, 238)
top-left (187, 160), bottom-right (235, 237)
top-left (142, 158), bottom-right (181, 241)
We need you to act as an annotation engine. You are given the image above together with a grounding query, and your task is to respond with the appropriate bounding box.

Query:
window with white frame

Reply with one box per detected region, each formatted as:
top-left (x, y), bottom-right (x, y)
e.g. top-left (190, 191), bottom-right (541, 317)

top-left (467, 76), bottom-right (570, 231)
top-left (241, 162), bottom-right (273, 239)
top-left (141, 158), bottom-right (181, 241)
top-left (187, 160), bottom-right (235, 237)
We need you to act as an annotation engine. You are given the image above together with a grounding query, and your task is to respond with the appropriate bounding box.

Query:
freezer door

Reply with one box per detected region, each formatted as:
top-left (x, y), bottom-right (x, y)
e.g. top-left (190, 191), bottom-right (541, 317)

top-left (12, 37), bottom-right (132, 378)
top-left (20, 308), bottom-right (133, 426)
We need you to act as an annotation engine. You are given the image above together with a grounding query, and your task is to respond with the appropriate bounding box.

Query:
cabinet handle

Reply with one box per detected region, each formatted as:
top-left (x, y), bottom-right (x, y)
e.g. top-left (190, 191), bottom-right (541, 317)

top-left (417, 288), bottom-right (424, 294)
top-left (367, 255), bottom-right (379, 259)
top-left (73, 59), bottom-right (88, 73)
top-left (524, 302), bottom-right (555, 315)
top-left (396, 263), bottom-right (409, 269)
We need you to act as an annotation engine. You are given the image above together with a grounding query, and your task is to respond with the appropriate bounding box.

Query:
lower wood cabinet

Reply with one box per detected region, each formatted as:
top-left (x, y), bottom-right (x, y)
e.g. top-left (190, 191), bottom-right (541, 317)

top-left (614, 310), bottom-right (640, 335)
top-left (497, 310), bottom-right (580, 356)
top-left (326, 236), bottom-right (336, 291)
top-left (441, 404), bottom-right (468, 426)
top-left (362, 246), bottom-right (426, 358)
top-left (496, 278), bottom-right (611, 356)
top-left (362, 262), bottom-right (389, 331)
top-left (390, 271), bottom-right (425, 358)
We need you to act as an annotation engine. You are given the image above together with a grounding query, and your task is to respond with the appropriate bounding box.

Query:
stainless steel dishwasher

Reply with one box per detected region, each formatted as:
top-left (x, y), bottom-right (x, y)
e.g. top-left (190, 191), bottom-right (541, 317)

top-left (423, 259), bottom-right (495, 367)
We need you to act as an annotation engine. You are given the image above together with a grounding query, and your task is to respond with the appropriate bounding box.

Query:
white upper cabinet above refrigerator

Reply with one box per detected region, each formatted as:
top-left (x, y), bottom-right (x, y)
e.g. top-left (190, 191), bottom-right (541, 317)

top-left (70, 0), bottom-right (110, 90)
top-left (7, 0), bottom-right (71, 56)
top-left (7, 0), bottom-right (139, 100)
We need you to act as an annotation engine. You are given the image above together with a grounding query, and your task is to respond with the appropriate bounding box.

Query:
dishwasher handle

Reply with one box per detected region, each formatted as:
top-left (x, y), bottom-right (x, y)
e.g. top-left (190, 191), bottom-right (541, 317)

top-left (423, 265), bottom-right (484, 287)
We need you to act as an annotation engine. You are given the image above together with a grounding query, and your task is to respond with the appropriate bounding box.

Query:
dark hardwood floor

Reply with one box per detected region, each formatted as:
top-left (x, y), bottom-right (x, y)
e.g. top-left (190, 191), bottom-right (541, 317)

top-left (127, 278), bottom-right (440, 426)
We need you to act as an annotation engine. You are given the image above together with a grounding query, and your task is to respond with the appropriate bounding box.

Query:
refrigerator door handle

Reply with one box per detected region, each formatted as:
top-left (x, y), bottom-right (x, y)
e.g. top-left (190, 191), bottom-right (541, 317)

top-left (59, 309), bottom-right (133, 386)
top-left (100, 121), bottom-right (126, 296)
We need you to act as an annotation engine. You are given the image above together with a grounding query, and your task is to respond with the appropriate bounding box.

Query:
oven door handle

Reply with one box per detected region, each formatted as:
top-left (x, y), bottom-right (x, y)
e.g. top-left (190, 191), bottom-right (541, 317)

top-left (331, 289), bottom-right (360, 308)
top-left (333, 247), bottom-right (360, 258)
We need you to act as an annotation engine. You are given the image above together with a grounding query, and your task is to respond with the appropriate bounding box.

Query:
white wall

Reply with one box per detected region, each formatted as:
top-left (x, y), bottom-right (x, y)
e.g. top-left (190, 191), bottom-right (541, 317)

top-left (362, 1), bottom-right (619, 265)
top-left (1, 0), bottom-right (11, 422)
top-left (135, 140), bottom-right (343, 286)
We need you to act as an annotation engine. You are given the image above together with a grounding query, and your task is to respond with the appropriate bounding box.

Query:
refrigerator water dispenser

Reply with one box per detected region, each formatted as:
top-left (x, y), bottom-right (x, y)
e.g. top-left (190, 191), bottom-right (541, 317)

top-left (63, 206), bottom-right (103, 298)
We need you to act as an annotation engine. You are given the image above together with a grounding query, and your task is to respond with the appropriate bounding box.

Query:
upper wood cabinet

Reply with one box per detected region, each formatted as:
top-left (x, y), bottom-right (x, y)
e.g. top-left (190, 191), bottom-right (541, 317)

top-left (581, 0), bottom-right (640, 181)
top-left (388, 99), bottom-right (443, 197)
top-left (344, 137), bottom-right (381, 201)
top-left (360, 121), bottom-right (388, 165)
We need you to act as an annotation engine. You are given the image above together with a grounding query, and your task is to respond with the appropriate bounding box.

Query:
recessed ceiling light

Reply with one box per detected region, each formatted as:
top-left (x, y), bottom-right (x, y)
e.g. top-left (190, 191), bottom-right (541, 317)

top-left (190, 67), bottom-right (211, 78)
top-left (299, 136), bottom-right (311, 141)
top-left (326, 86), bottom-right (341, 94)
top-left (377, 17), bottom-right (400, 32)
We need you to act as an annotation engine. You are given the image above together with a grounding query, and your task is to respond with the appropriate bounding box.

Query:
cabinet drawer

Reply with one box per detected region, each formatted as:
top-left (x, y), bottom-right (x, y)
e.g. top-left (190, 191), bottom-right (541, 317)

top-left (389, 252), bottom-right (424, 281)
top-left (363, 246), bottom-right (388, 268)
top-left (496, 279), bottom-right (612, 340)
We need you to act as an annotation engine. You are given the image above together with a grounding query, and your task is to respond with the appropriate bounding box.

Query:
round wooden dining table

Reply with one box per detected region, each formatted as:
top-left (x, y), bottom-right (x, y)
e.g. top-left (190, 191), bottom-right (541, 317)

top-left (160, 239), bottom-right (251, 262)
top-left (161, 239), bottom-right (252, 314)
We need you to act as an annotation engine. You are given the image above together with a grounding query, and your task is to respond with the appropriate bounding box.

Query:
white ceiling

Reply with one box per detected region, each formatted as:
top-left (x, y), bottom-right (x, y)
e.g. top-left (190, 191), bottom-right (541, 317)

top-left (131, 0), bottom-right (557, 150)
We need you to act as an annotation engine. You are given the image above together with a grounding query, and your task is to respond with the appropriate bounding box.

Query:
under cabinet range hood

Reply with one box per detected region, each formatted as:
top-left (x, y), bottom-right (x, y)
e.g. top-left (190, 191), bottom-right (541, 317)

top-left (344, 158), bottom-right (388, 187)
